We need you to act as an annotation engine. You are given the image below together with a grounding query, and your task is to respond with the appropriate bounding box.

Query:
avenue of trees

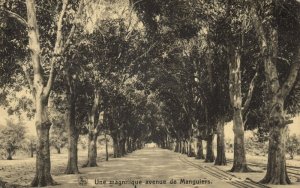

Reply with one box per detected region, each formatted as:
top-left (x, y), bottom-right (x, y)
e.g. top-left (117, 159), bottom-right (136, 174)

top-left (1, 0), bottom-right (300, 186)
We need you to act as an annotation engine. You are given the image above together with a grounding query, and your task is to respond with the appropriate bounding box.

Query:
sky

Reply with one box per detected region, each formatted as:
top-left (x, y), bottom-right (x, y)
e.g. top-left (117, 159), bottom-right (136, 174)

top-left (224, 116), bottom-right (300, 140)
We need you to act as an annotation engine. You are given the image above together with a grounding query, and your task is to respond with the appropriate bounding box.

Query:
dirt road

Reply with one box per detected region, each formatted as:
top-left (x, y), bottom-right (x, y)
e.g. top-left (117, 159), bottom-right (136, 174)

top-left (50, 148), bottom-right (260, 188)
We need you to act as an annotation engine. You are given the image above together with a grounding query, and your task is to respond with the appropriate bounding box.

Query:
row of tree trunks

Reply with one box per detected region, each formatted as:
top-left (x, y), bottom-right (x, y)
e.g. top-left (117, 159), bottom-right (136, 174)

top-left (172, 123), bottom-right (227, 166)
top-left (112, 133), bottom-right (143, 158)
top-left (159, 136), bottom-right (174, 150)
top-left (22, 0), bottom-right (83, 184)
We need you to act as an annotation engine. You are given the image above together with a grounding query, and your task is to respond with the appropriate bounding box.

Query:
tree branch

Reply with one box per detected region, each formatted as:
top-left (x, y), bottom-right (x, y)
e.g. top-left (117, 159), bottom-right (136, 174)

top-left (242, 70), bottom-right (259, 115)
top-left (132, 41), bottom-right (158, 64)
top-left (20, 62), bottom-right (35, 98)
top-left (0, 8), bottom-right (28, 27)
top-left (278, 47), bottom-right (300, 100)
top-left (53, 0), bottom-right (68, 55)
top-left (44, 0), bottom-right (69, 97)
top-left (249, 3), bottom-right (268, 54)
top-left (63, 0), bottom-right (85, 51)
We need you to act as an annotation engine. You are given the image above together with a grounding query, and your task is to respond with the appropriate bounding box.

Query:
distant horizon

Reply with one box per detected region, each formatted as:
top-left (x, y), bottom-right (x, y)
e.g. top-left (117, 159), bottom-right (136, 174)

top-left (1, 107), bottom-right (299, 139)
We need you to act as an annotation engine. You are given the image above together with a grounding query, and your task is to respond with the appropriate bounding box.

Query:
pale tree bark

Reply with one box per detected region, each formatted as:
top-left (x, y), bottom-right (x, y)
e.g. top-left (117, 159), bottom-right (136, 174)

top-left (229, 48), bottom-right (252, 172)
top-left (181, 140), bottom-right (186, 154)
top-left (4, 0), bottom-right (83, 185)
top-left (26, 0), bottom-right (57, 185)
top-left (260, 34), bottom-right (293, 184)
top-left (127, 137), bottom-right (132, 153)
top-left (85, 131), bottom-right (98, 167)
top-left (250, 3), bottom-right (300, 184)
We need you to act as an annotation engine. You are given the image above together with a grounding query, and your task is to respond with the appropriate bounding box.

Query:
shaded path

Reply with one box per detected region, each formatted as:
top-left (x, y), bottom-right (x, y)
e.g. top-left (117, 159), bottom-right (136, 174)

top-left (50, 148), bottom-right (238, 188)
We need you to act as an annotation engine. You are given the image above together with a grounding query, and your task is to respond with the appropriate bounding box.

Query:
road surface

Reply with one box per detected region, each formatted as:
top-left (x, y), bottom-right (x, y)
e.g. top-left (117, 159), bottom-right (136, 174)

top-left (49, 148), bottom-right (278, 188)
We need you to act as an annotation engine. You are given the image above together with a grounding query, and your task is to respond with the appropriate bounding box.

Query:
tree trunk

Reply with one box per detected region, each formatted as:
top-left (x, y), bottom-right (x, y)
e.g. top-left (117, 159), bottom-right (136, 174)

top-left (231, 106), bottom-right (250, 172)
top-left (31, 118), bottom-right (55, 186)
top-left (25, 0), bottom-right (56, 186)
top-left (30, 146), bottom-right (34, 158)
top-left (195, 138), bottom-right (205, 159)
top-left (64, 60), bottom-right (80, 174)
top-left (56, 147), bottom-right (61, 154)
top-left (84, 90), bottom-right (101, 167)
top-left (205, 134), bottom-right (215, 162)
top-left (229, 48), bottom-right (251, 172)
top-left (187, 139), bottom-right (195, 157)
top-left (186, 140), bottom-right (189, 155)
top-left (179, 141), bottom-right (182, 153)
top-left (261, 125), bottom-right (290, 184)
top-left (131, 140), bottom-right (136, 152)
top-left (84, 133), bottom-right (98, 167)
top-left (174, 141), bottom-right (179, 153)
top-left (120, 139), bottom-right (126, 156)
top-left (65, 132), bottom-right (79, 173)
top-left (215, 120), bottom-right (227, 165)
top-left (7, 150), bottom-right (12, 160)
top-left (181, 141), bottom-right (186, 154)
top-left (127, 137), bottom-right (132, 153)
top-left (250, 5), bottom-right (300, 183)
top-left (231, 105), bottom-right (251, 172)
top-left (113, 136), bottom-right (121, 158)
top-left (65, 108), bottom-right (79, 174)
top-left (105, 133), bottom-right (109, 161)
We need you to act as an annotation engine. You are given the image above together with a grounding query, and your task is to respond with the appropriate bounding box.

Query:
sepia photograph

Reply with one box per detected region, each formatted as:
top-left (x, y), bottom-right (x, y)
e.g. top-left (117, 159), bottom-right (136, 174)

top-left (0, 0), bottom-right (300, 187)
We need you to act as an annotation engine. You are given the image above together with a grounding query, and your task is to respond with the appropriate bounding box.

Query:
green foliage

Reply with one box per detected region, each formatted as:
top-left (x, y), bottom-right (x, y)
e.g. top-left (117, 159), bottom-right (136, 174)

top-left (245, 131), bottom-right (268, 156)
top-left (1, 0), bottom-right (300, 162)
top-left (50, 116), bottom-right (68, 153)
top-left (286, 134), bottom-right (300, 159)
top-left (21, 136), bottom-right (37, 157)
top-left (0, 119), bottom-right (26, 159)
